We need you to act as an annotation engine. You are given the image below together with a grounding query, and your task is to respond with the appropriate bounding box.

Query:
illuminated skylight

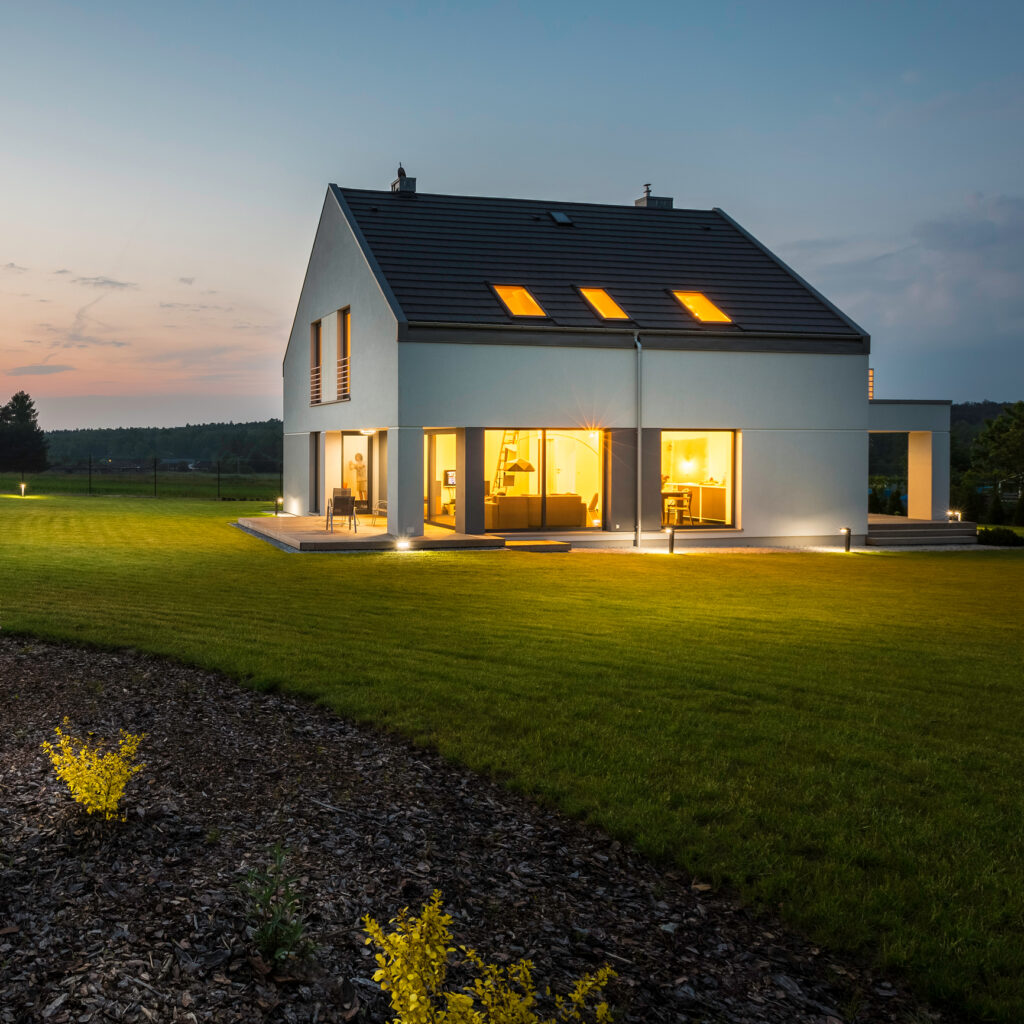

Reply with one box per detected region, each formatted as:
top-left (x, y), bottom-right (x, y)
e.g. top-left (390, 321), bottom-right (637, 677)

top-left (493, 285), bottom-right (547, 317)
top-left (579, 287), bottom-right (629, 320)
top-left (671, 291), bottom-right (732, 323)
top-left (549, 211), bottom-right (573, 225)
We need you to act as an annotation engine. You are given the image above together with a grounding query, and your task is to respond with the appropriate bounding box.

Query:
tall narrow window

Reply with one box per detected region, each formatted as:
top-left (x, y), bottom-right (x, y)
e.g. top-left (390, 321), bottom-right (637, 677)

top-left (337, 308), bottom-right (351, 400)
top-left (310, 320), bottom-right (322, 404)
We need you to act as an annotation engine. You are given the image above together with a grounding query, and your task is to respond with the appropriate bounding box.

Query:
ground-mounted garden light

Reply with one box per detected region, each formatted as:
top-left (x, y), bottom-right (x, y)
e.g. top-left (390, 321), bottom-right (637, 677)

top-left (276, 496), bottom-right (283, 516)
top-left (664, 525), bottom-right (676, 554)
top-left (840, 526), bottom-right (852, 552)
top-left (20, 482), bottom-right (27, 497)
top-left (947, 509), bottom-right (962, 522)
top-left (395, 538), bottom-right (411, 551)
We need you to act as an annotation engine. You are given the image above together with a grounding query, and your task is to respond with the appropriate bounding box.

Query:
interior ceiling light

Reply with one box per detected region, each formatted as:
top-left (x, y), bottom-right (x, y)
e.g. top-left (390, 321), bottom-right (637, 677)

top-left (493, 285), bottom-right (547, 317)
top-left (671, 291), bottom-right (732, 323)
top-left (579, 287), bottom-right (630, 320)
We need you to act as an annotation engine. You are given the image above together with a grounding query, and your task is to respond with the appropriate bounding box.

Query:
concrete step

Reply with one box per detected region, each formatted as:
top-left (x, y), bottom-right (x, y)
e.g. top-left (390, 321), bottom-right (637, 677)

top-left (866, 521), bottom-right (977, 545)
top-left (504, 539), bottom-right (572, 552)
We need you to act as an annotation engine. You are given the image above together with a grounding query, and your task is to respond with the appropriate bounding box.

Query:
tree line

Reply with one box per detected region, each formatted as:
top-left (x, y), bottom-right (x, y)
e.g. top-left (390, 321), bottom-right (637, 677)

top-left (45, 419), bottom-right (283, 473)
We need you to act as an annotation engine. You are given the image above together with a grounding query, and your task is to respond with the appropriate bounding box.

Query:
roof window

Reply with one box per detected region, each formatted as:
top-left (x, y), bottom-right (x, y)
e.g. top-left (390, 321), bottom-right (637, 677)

top-left (549, 211), bottom-right (573, 226)
top-left (579, 287), bottom-right (629, 320)
top-left (671, 291), bottom-right (732, 323)
top-left (493, 284), bottom-right (547, 317)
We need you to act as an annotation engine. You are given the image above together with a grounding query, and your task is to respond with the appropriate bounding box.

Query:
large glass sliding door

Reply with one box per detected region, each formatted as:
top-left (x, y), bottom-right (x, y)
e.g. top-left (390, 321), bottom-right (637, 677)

top-left (483, 429), bottom-right (602, 530)
top-left (424, 430), bottom-right (457, 529)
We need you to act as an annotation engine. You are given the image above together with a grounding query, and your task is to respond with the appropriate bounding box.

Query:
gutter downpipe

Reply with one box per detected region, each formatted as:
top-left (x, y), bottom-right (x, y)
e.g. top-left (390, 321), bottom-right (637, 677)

top-left (634, 331), bottom-right (642, 548)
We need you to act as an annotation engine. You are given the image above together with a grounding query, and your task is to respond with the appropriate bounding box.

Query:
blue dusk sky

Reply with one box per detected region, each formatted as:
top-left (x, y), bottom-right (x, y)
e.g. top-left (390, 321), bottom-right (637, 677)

top-left (1, 0), bottom-right (1022, 429)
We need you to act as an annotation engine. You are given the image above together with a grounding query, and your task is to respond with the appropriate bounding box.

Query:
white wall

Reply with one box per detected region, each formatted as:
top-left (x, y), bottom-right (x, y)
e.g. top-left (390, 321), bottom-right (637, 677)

top-left (282, 191), bottom-right (401, 513)
top-left (398, 342), bottom-right (870, 539)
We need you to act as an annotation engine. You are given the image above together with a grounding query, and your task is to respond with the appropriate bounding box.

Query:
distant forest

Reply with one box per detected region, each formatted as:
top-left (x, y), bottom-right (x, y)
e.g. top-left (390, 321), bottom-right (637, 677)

top-left (45, 420), bottom-right (283, 473)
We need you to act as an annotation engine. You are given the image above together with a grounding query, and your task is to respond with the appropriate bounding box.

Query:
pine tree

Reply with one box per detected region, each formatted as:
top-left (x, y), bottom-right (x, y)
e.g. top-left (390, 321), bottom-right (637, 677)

top-left (0, 391), bottom-right (49, 475)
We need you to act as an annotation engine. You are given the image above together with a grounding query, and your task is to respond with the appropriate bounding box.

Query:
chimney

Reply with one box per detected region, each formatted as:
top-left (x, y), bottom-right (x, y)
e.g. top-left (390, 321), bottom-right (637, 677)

top-left (391, 163), bottom-right (416, 194)
top-left (635, 183), bottom-right (672, 209)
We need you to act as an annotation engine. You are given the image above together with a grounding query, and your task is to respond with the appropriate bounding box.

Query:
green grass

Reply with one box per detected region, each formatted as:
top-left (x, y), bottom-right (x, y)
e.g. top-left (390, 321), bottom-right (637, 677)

top-left (3, 495), bottom-right (1022, 1021)
top-left (0, 469), bottom-right (280, 500)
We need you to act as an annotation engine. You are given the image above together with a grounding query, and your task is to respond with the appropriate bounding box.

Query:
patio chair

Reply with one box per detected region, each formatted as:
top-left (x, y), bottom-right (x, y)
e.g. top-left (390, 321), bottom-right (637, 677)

top-left (327, 492), bottom-right (358, 533)
top-left (371, 499), bottom-right (387, 525)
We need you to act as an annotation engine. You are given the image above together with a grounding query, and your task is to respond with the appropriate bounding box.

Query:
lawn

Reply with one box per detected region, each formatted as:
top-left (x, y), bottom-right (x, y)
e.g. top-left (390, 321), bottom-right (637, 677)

top-left (2, 495), bottom-right (1022, 1021)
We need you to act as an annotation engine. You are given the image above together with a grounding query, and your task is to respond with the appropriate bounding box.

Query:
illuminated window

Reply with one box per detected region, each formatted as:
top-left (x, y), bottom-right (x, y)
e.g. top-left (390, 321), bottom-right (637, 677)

top-left (493, 285), bottom-right (547, 317)
top-left (671, 291), bottom-right (732, 323)
top-left (661, 430), bottom-right (736, 527)
top-left (579, 287), bottom-right (630, 320)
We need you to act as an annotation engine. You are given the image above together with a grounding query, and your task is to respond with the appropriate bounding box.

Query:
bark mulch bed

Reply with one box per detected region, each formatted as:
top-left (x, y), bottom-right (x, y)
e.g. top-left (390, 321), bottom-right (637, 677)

top-left (0, 635), bottom-right (956, 1024)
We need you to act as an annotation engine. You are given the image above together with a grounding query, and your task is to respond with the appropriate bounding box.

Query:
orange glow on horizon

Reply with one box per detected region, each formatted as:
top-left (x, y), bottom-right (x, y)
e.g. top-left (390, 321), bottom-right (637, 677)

top-left (672, 291), bottom-right (732, 323)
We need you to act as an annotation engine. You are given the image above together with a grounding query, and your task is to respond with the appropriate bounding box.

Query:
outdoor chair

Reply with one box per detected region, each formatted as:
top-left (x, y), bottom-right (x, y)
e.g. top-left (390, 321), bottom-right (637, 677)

top-left (327, 492), bottom-right (358, 533)
top-left (371, 499), bottom-right (387, 525)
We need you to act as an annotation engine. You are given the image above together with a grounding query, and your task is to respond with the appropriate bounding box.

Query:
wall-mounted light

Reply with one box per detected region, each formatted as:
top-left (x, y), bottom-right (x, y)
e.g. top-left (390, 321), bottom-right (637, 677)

top-left (360, 428), bottom-right (376, 436)
top-left (839, 526), bottom-right (851, 553)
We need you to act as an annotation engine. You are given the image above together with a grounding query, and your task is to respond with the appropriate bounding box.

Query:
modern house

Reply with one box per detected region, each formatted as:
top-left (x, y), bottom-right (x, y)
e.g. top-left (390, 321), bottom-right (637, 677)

top-left (281, 172), bottom-right (951, 547)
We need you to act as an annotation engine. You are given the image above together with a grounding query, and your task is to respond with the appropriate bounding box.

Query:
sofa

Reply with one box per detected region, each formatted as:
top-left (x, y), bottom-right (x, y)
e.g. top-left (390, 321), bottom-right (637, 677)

top-left (484, 493), bottom-right (586, 530)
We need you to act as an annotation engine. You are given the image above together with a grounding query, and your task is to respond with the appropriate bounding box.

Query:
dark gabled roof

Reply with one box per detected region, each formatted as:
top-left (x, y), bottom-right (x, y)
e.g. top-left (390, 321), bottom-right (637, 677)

top-left (331, 186), bottom-right (865, 338)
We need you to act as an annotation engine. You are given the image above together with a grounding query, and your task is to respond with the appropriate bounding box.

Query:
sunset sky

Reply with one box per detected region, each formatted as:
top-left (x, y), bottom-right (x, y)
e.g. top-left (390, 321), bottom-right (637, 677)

top-left (2, 1), bottom-right (1022, 430)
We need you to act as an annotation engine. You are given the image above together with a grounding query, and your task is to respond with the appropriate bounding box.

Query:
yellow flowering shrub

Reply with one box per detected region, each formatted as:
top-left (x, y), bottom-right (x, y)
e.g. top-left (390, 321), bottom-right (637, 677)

top-left (363, 890), bottom-right (615, 1024)
top-left (41, 717), bottom-right (146, 821)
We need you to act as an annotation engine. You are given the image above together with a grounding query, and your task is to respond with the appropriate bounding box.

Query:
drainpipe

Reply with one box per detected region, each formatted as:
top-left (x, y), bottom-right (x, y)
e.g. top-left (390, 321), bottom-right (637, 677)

top-left (634, 331), bottom-right (642, 548)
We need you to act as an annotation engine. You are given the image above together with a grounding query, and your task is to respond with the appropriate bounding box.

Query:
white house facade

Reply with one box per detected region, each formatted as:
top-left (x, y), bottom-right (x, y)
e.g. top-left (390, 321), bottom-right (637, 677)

top-left (281, 175), bottom-right (950, 547)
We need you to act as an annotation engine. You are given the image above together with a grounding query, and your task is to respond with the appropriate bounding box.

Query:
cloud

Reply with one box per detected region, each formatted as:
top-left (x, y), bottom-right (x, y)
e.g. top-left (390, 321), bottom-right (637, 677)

top-left (779, 194), bottom-right (1024, 398)
top-left (178, 276), bottom-right (195, 285)
top-left (53, 268), bottom-right (72, 275)
top-left (9, 364), bottom-right (75, 375)
top-left (158, 302), bottom-right (233, 312)
top-left (73, 275), bottom-right (137, 290)
top-left (3, 262), bottom-right (28, 273)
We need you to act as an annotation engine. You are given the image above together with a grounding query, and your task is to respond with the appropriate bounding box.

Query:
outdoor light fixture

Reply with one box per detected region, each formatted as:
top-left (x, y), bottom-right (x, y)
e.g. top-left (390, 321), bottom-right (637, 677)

top-left (395, 538), bottom-right (411, 551)
top-left (840, 526), bottom-right (852, 553)
top-left (947, 509), bottom-right (962, 522)
top-left (359, 428), bottom-right (376, 436)
top-left (19, 482), bottom-right (27, 497)
top-left (665, 524), bottom-right (676, 554)
top-left (276, 496), bottom-right (283, 517)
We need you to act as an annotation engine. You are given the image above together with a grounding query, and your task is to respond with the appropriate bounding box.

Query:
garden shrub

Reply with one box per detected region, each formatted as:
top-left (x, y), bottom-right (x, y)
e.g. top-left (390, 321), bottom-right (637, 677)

top-left (41, 717), bottom-right (145, 821)
top-left (1014, 493), bottom-right (1024, 526)
top-left (364, 890), bottom-right (615, 1024)
top-left (977, 526), bottom-right (1024, 547)
top-left (240, 844), bottom-right (312, 964)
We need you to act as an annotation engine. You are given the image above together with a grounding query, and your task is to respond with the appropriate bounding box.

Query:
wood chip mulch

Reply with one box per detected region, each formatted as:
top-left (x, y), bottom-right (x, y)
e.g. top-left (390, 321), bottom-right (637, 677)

top-left (0, 635), bottom-right (956, 1024)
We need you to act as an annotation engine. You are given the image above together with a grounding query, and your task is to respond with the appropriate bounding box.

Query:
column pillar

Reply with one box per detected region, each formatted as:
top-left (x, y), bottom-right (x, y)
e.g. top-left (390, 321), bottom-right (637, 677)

top-left (908, 431), bottom-right (950, 520)
top-left (386, 426), bottom-right (424, 537)
top-left (456, 428), bottom-right (485, 534)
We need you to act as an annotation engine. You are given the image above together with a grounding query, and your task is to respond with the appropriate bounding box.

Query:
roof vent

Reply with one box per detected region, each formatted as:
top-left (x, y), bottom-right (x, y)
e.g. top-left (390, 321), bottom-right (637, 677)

top-left (391, 164), bottom-right (416, 194)
top-left (635, 183), bottom-right (672, 209)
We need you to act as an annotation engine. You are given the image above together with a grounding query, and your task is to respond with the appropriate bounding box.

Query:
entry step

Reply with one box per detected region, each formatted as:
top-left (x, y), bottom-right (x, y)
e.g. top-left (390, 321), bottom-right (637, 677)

top-left (504, 539), bottom-right (572, 552)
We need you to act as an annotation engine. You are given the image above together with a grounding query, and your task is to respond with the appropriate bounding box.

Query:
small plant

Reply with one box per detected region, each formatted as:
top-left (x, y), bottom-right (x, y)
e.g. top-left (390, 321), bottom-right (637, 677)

top-left (978, 526), bottom-right (1024, 547)
top-left (364, 890), bottom-right (615, 1024)
top-left (41, 717), bottom-right (145, 821)
top-left (241, 844), bottom-right (312, 965)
